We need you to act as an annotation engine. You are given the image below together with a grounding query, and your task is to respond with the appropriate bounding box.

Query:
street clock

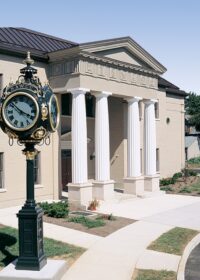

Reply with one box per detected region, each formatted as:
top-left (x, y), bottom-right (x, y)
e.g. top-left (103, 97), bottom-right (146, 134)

top-left (0, 52), bottom-right (60, 144)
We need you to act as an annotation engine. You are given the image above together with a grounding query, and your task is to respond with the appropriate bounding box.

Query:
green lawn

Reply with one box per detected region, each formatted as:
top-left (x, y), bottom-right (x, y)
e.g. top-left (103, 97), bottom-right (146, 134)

top-left (148, 227), bottom-right (198, 255)
top-left (0, 225), bottom-right (85, 268)
top-left (134, 269), bottom-right (176, 280)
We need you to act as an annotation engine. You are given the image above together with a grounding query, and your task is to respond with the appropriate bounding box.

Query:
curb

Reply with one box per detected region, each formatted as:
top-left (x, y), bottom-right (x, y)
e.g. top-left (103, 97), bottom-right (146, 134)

top-left (177, 233), bottom-right (200, 280)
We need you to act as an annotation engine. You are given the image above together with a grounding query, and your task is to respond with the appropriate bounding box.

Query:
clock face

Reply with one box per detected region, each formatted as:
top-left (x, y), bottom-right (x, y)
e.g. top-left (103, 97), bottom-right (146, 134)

top-left (2, 92), bottom-right (39, 131)
top-left (49, 95), bottom-right (59, 131)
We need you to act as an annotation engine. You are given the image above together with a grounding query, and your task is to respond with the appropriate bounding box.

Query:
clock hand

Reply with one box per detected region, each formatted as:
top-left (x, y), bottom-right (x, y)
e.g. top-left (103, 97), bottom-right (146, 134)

top-left (11, 103), bottom-right (32, 118)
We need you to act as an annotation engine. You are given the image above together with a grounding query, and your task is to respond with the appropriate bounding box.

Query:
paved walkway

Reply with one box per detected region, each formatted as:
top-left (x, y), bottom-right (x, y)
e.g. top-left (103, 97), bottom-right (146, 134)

top-left (1, 194), bottom-right (200, 279)
top-left (0, 206), bottom-right (102, 249)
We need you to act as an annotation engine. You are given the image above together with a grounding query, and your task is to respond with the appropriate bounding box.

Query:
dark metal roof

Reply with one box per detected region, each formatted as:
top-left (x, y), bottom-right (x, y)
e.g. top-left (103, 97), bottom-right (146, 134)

top-left (158, 77), bottom-right (188, 97)
top-left (0, 27), bottom-right (78, 54)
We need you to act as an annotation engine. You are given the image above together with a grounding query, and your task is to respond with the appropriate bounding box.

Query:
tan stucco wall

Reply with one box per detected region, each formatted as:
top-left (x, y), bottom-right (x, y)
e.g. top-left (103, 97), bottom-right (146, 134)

top-left (159, 93), bottom-right (185, 178)
top-left (0, 54), bottom-right (59, 208)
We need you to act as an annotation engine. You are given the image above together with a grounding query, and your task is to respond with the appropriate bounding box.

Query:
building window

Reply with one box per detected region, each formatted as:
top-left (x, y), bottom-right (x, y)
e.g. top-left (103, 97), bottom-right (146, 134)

top-left (0, 153), bottom-right (4, 189)
top-left (139, 101), bottom-right (142, 119)
top-left (34, 152), bottom-right (41, 184)
top-left (155, 102), bottom-right (159, 119)
top-left (0, 74), bottom-right (3, 97)
top-left (86, 95), bottom-right (95, 117)
top-left (156, 148), bottom-right (160, 172)
top-left (61, 93), bottom-right (72, 116)
top-left (140, 148), bottom-right (143, 174)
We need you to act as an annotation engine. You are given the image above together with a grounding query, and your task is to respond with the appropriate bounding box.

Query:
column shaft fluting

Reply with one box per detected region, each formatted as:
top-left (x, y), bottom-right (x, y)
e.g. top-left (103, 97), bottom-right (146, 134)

top-left (94, 92), bottom-right (111, 181)
top-left (144, 99), bottom-right (157, 176)
top-left (70, 88), bottom-right (88, 184)
top-left (127, 97), bottom-right (142, 177)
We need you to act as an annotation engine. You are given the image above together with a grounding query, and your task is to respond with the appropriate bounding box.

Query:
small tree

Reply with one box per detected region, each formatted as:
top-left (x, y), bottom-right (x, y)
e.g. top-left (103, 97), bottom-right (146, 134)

top-left (185, 92), bottom-right (200, 131)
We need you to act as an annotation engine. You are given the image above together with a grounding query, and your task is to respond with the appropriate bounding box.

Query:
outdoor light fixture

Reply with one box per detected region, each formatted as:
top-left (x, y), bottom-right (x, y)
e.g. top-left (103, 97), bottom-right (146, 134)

top-left (0, 52), bottom-right (60, 270)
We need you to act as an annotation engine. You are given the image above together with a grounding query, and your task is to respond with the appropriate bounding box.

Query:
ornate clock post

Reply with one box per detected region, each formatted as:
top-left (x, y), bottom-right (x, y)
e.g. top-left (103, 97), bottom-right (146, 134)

top-left (0, 52), bottom-right (60, 270)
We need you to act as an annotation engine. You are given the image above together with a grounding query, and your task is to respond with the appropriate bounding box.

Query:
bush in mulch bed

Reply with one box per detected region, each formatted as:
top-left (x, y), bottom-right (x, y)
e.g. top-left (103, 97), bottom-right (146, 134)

top-left (38, 201), bottom-right (69, 218)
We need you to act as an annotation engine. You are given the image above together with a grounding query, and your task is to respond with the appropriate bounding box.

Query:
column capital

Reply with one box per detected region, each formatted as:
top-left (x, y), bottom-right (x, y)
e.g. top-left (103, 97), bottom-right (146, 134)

top-left (125, 96), bottom-right (142, 103)
top-left (67, 88), bottom-right (90, 95)
top-left (144, 98), bottom-right (158, 105)
top-left (92, 91), bottom-right (112, 98)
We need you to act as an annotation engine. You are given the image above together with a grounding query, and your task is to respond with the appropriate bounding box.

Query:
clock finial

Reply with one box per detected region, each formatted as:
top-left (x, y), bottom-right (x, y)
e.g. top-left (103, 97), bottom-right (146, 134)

top-left (23, 51), bottom-right (34, 65)
top-left (20, 52), bottom-right (37, 81)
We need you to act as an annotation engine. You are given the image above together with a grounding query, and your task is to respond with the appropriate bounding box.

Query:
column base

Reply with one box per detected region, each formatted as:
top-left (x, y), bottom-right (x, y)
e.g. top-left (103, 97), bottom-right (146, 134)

top-left (68, 183), bottom-right (93, 208)
top-left (93, 180), bottom-right (115, 201)
top-left (144, 174), bottom-right (160, 192)
top-left (123, 176), bottom-right (144, 196)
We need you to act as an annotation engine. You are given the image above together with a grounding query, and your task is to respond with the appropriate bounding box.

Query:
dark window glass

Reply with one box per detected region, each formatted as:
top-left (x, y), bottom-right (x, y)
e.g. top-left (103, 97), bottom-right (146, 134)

top-left (156, 148), bottom-right (160, 172)
top-left (0, 153), bottom-right (4, 188)
top-left (61, 94), bottom-right (72, 116)
top-left (155, 102), bottom-right (159, 119)
top-left (0, 74), bottom-right (3, 97)
top-left (86, 95), bottom-right (95, 117)
top-left (140, 148), bottom-right (142, 174)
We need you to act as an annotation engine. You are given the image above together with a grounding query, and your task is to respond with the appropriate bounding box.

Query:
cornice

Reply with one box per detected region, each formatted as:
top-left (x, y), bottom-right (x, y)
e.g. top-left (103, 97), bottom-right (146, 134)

top-left (78, 51), bottom-right (159, 77)
top-left (79, 37), bottom-right (167, 74)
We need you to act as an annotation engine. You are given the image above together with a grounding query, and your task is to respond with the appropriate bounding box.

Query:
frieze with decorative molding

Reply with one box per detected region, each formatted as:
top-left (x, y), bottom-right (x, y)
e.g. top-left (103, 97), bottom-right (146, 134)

top-left (49, 57), bottom-right (158, 89)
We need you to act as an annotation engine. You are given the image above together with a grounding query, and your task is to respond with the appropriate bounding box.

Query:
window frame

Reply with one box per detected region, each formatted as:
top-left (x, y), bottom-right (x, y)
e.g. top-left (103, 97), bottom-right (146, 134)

top-left (0, 153), bottom-right (4, 189)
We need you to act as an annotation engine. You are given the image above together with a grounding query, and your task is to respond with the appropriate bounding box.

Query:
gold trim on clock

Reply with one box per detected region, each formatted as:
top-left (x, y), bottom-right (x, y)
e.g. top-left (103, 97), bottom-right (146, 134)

top-left (49, 94), bottom-right (60, 132)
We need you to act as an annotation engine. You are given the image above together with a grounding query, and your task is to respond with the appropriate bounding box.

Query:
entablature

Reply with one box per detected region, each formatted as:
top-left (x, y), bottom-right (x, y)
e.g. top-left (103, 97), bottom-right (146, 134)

top-left (48, 51), bottom-right (158, 90)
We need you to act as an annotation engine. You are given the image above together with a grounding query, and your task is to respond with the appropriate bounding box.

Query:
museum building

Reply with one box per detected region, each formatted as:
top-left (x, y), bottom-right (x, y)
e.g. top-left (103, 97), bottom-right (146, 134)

top-left (0, 27), bottom-right (186, 207)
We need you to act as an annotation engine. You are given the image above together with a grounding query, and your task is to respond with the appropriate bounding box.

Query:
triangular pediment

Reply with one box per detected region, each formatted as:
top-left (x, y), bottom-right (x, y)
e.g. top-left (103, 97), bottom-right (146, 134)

top-left (80, 37), bottom-right (166, 74)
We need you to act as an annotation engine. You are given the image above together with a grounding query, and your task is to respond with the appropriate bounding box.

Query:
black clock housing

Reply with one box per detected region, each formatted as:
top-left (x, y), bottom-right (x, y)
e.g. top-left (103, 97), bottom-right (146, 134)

top-left (0, 54), bottom-right (60, 144)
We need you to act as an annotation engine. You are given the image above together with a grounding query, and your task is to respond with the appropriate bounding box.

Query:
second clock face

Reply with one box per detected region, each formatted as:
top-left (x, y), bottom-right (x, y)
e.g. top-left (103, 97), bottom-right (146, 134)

top-left (2, 92), bottom-right (39, 131)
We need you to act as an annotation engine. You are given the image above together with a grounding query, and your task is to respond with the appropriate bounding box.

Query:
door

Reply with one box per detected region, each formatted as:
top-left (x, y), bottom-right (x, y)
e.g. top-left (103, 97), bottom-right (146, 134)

top-left (61, 149), bottom-right (72, 191)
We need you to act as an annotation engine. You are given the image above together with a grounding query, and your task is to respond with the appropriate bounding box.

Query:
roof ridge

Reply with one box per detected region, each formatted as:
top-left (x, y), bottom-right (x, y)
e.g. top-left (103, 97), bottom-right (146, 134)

top-left (10, 27), bottom-right (78, 45)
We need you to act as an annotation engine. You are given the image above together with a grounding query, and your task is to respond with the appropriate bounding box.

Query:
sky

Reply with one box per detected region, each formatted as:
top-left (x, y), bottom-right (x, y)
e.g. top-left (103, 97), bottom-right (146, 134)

top-left (1, 0), bottom-right (200, 94)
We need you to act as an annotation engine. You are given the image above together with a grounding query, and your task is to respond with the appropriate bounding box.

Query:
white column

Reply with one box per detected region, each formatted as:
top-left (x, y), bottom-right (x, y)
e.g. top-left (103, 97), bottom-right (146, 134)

top-left (124, 97), bottom-right (144, 195)
top-left (94, 91), bottom-right (111, 181)
top-left (93, 91), bottom-right (114, 200)
top-left (71, 88), bottom-right (88, 183)
top-left (144, 99), bottom-right (157, 176)
top-left (127, 97), bottom-right (142, 177)
top-left (144, 99), bottom-right (160, 192)
top-left (67, 88), bottom-right (92, 207)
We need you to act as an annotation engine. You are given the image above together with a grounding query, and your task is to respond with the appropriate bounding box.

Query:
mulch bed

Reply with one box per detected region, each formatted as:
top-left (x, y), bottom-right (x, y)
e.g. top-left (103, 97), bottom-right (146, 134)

top-left (43, 214), bottom-right (136, 237)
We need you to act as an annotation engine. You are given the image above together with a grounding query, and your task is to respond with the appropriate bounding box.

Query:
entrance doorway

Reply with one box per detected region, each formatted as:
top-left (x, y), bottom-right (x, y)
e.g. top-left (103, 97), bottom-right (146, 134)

top-left (61, 149), bottom-right (72, 191)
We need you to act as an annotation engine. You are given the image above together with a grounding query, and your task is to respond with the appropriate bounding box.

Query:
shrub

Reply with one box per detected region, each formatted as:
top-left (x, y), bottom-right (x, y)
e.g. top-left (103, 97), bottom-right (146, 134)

top-left (160, 178), bottom-right (175, 186)
top-left (87, 199), bottom-right (99, 210)
top-left (68, 216), bottom-right (105, 228)
top-left (160, 186), bottom-right (173, 192)
top-left (188, 170), bottom-right (197, 176)
top-left (172, 172), bottom-right (182, 180)
top-left (38, 201), bottom-right (69, 218)
top-left (187, 157), bottom-right (200, 164)
top-left (182, 168), bottom-right (197, 177)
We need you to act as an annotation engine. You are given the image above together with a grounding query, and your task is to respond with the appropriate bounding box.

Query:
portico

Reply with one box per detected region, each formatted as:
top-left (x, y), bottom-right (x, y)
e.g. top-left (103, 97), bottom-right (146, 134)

top-left (47, 37), bottom-right (170, 207)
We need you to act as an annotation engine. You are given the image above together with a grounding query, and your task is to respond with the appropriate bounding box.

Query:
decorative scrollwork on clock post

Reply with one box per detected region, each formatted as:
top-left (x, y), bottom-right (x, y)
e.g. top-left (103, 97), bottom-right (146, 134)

top-left (0, 52), bottom-right (60, 271)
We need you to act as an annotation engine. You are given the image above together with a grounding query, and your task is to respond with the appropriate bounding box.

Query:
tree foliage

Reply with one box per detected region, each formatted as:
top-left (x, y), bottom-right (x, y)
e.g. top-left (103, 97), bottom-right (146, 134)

top-left (185, 92), bottom-right (200, 131)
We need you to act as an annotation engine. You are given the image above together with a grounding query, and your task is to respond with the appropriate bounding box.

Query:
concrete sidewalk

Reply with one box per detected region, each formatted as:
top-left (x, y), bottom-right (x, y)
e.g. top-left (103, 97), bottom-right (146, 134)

top-left (1, 194), bottom-right (200, 279)
top-left (0, 206), bottom-right (102, 249)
